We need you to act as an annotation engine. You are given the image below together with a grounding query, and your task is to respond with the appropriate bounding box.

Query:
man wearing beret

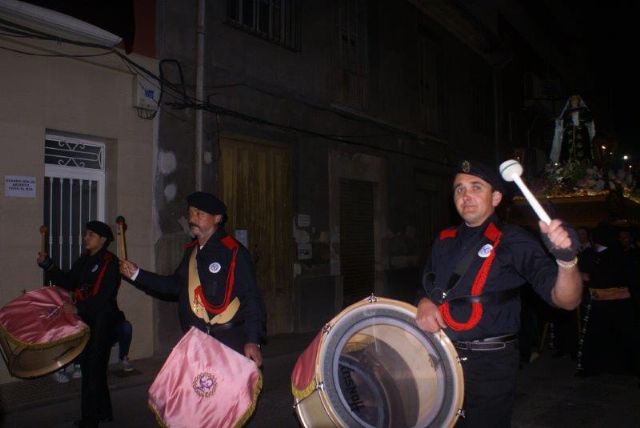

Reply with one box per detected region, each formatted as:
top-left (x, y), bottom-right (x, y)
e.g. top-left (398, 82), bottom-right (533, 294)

top-left (38, 220), bottom-right (121, 427)
top-left (415, 160), bottom-right (582, 427)
top-left (119, 192), bottom-right (266, 365)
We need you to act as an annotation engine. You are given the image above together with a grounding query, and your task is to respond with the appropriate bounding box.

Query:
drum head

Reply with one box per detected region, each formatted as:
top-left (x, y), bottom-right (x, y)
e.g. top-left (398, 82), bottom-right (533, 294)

top-left (317, 298), bottom-right (463, 428)
top-left (0, 287), bottom-right (90, 378)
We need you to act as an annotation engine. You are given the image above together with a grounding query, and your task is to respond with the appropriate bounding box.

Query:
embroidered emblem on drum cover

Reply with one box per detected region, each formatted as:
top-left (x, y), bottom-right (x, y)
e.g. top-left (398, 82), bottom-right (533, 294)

top-left (209, 262), bottom-right (221, 273)
top-left (192, 372), bottom-right (217, 397)
top-left (478, 244), bottom-right (493, 258)
top-left (91, 264), bottom-right (99, 273)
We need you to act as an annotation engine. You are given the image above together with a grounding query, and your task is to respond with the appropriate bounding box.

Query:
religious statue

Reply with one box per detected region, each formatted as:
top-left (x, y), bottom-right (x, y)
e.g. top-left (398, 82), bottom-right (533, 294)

top-left (550, 95), bottom-right (596, 164)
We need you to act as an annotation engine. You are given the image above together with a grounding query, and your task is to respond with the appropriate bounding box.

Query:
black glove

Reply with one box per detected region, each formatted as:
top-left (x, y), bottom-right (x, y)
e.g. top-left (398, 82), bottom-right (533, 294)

top-left (38, 256), bottom-right (54, 271)
top-left (540, 222), bottom-right (579, 262)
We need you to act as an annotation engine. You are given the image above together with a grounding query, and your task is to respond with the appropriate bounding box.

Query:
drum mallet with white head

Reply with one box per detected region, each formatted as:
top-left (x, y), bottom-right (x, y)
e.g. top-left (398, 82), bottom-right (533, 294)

top-left (499, 159), bottom-right (551, 225)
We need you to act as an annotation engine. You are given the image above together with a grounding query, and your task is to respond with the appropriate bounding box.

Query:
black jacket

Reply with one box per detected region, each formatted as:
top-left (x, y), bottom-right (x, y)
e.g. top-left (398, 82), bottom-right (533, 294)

top-left (134, 228), bottom-right (266, 346)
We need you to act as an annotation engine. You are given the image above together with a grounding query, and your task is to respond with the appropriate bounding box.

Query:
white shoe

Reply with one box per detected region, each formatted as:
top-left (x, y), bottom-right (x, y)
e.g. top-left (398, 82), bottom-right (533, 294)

top-left (71, 364), bottom-right (82, 379)
top-left (51, 370), bottom-right (69, 383)
top-left (120, 357), bottom-right (134, 372)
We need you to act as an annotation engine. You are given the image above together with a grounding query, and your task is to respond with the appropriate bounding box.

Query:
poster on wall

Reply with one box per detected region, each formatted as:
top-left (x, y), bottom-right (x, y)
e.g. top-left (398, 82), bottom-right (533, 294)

top-left (4, 175), bottom-right (36, 198)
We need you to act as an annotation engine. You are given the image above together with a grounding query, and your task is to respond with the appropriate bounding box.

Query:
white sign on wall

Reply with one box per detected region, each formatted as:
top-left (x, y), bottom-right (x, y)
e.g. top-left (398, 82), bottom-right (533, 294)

top-left (5, 175), bottom-right (36, 198)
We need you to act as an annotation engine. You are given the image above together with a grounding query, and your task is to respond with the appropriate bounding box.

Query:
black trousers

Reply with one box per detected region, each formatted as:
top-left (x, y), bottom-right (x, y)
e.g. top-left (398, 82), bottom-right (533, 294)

top-left (455, 342), bottom-right (519, 428)
top-left (580, 299), bottom-right (640, 376)
top-left (80, 313), bottom-right (116, 425)
top-left (208, 323), bottom-right (247, 355)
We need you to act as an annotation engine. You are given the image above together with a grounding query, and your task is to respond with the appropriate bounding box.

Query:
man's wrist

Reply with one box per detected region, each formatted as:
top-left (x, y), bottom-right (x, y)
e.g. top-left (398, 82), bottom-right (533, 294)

top-left (556, 257), bottom-right (578, 269)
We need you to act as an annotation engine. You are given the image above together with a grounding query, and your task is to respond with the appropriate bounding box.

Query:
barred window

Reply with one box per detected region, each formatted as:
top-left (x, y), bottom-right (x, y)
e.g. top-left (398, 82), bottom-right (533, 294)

top-left (338, 0), bottom-right (368, 75)
top-left (44, 133), bottom-right (105, 270)
top-left (418, 31), bottom-right (442, 135)
top-left (470, 75), bottom-right (494, 136)
top-left (227, 0), bottom-right (300, 50)
top-left (336, 0), bottom-right (368, 109)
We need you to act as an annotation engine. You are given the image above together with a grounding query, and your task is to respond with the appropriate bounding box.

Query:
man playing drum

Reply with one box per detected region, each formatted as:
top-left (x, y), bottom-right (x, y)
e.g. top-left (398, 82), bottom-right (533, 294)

top-left (119, 191), bottom-right (266, 364)
top-left (416, 160), bottom-right (583, 427)
top-left (37, 221), bottom-right (121, 428)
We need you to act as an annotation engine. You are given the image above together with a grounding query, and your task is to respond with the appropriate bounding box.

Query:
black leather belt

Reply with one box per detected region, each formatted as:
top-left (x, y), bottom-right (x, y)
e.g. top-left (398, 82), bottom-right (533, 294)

top-left (206, 319), bottom-right (244, 333)
top-left (453, 334), bottom-right (517, 351)
top-left (447, 288), bottom-right (520, 305)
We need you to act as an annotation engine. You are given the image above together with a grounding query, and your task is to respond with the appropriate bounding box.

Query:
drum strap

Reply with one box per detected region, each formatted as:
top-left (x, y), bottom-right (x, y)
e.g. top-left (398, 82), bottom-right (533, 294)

top-left (74, 252), bottom-right (113, 302)
top-left (446, 288), bottom-right (520, 305)
top-left (440, 222), bottom-right (503, 331)
top-left (187, 237), bottom-right (240, 325)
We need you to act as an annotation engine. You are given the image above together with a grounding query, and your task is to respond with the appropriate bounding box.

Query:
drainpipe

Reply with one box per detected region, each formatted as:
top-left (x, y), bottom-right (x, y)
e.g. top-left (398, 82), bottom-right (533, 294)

top-left (195, 0), bottom-right (205, 190)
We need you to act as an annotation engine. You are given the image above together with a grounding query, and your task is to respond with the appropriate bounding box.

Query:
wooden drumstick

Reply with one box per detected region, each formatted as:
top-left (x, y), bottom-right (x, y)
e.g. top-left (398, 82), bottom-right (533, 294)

top-left (499, 159), bottom-right (552, 225)
top-left (40, 225), bottom-right (48, 254)
top-left (116, 216), bottom-right (128, 260)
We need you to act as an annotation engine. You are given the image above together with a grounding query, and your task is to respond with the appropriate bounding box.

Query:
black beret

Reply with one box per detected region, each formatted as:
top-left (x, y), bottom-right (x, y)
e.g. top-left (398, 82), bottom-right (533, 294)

top-left (86, 221), bottom-right (114, 241)
top-left (187, 192), bottom-right (227, 215)
top-left (456, 159), bottom-right (504, 193)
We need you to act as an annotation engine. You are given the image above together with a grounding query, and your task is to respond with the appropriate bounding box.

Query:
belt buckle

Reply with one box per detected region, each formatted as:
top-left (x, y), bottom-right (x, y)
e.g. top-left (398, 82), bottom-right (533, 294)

top-left (474, 341), bottom-right (506, 351)
top-left (454, 340), bottom-right (508, 352)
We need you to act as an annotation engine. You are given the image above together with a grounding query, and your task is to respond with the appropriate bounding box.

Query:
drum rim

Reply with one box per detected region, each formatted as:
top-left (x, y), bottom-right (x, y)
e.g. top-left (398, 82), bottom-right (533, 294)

top-left (316, 297), bottom-right (464, 428)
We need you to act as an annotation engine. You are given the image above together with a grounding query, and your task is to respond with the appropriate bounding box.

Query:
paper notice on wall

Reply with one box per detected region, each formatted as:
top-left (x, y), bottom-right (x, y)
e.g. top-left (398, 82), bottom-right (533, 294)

top-left (5, 176), bottom-right (36, 198)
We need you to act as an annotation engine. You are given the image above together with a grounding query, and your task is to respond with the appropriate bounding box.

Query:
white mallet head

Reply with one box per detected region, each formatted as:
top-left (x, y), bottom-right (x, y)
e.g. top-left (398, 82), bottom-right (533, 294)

top-left (499, 159), bottom-right (523, 182)
top-left (498, 159), bottom-right (551, 225)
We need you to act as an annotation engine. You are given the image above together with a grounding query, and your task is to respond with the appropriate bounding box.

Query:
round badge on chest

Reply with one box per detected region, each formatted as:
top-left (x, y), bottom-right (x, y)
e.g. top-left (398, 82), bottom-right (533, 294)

top-left (478, 244), bottom-right (493, 258)
top-left (91, 264), bottom-right (99, 273)
top-left (209, 262), bottom-right (221, 273)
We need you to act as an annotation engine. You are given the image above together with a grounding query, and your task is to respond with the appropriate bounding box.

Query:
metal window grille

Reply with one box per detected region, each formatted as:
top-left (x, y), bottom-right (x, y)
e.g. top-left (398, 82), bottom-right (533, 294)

top-left (338, 0), bottom-right (368, 76)
top-left (44, 134), bottom-right (105, 271)
top-left (227, 0), bottom-right (300, 50)
top-left (419, 33), bottom-right (440, 134)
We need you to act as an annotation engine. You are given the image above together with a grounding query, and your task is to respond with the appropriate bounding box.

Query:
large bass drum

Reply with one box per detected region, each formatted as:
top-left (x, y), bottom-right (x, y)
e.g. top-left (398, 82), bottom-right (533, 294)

top-left (291, 296), bottom-right (463, 428)
top-left (0, 286), bottom-right (90, 378)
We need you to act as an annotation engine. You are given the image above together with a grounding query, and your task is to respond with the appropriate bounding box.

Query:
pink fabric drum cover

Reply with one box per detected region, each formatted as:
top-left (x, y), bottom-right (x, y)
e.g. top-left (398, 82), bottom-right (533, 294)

top-left (148, 327), bottom-right (262, 428)
top-left (0, 286), bottom-right (89, 378)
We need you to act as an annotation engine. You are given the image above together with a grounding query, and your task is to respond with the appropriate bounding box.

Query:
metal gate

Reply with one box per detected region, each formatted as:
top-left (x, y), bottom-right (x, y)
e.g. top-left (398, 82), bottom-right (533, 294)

top-left (339, 178), bottom-right (375, 306)
top-left (43, 134), bottom-right (105, 270)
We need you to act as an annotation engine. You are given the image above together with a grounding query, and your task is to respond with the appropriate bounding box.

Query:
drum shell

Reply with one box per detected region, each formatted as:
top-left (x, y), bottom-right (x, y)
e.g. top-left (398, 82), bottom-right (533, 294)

top-left (292, 297), bottom-right (464, 428)
top-left (0, 287), bottom-right (90, 378)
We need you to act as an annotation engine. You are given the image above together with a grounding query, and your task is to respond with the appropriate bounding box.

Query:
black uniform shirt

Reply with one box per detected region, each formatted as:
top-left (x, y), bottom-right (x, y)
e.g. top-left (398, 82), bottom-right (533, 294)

top-left (419, 214), bottom-right (558, 341)
top-left (47, 248), bottom-right (121, 323)
top-left (135, 228), bottom-right (266, 345)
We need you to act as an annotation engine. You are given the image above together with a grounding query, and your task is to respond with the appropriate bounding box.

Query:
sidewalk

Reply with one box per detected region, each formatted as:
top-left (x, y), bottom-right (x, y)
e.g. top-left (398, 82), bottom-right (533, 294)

top-left (0, 331), bottom-right (317, 415)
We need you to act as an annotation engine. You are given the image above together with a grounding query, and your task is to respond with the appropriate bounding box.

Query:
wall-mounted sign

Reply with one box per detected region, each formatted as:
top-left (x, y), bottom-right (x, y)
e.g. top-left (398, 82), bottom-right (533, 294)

top-left (5, 175), bottom-right (36, 198)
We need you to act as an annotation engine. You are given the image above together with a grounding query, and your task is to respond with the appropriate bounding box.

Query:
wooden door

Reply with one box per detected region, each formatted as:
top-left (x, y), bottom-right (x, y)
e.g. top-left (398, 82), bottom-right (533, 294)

top-left (219, 136), bottom-right (293, 334)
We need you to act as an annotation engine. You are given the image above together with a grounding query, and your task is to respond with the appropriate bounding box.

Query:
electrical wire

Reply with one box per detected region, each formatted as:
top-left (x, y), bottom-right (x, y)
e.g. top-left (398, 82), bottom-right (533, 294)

top-left (0, 15), bottom-right (448, 164)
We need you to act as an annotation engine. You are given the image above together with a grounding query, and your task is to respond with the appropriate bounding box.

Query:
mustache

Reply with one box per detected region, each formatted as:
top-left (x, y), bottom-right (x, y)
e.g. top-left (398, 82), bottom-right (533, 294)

top-left (189, 223), bottom-right (200, 229)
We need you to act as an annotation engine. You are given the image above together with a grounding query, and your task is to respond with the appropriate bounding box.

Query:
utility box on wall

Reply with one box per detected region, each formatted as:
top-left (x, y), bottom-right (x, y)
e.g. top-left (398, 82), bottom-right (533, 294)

top-left (132, 74), bottom-right (159, 111)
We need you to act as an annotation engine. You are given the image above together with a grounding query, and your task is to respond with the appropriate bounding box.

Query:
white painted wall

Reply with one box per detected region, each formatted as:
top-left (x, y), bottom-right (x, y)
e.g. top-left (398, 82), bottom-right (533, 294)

top-left (0, 37), bottom-right (157, 384)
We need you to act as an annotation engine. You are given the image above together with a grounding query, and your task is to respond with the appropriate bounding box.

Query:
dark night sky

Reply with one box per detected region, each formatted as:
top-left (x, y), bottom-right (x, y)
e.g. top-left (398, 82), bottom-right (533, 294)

top-left (582, 2), bottom-right (640, 160)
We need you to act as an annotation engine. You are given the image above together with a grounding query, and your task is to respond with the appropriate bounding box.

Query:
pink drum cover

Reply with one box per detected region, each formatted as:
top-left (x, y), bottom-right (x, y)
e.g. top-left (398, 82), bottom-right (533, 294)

top-left (290, 331), bottom-right (322, 400)
top-left (148, 327), bottom-right (262, 428)
top-left (0, 287), bottom-right (87, 344)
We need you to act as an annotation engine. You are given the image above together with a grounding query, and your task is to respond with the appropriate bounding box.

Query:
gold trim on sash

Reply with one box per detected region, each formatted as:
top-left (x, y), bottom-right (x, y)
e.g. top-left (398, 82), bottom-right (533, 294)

top-left (589, 287), bottom-right (631, 301)
top-left (188, 247), bottom-right (240, 325)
